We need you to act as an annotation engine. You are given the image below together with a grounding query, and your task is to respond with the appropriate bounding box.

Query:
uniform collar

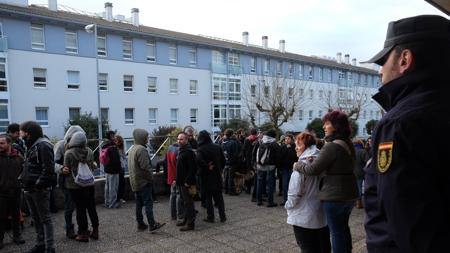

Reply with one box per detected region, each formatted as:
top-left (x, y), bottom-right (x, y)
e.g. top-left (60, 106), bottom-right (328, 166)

top-left (372, 68), bottom-right (444, 112)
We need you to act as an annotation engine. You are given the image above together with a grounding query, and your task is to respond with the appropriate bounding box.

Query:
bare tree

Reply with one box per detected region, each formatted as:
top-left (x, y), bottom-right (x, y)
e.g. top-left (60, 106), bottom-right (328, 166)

top-left (322, 85), bottom-right (374, 120)
top-left (242, 74), bottom-right (311, 135)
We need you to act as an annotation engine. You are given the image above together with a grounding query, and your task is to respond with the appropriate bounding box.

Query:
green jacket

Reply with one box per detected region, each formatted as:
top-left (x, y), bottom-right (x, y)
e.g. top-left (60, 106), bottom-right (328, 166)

top-left (128, 129), bottom-right (152, 192)
top-left (294, 141), bottom-right (359, 201)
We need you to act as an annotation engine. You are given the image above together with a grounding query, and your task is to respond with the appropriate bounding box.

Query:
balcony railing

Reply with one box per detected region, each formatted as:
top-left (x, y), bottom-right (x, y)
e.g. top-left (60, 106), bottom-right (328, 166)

top-left (211, 63), bottom-right (242, 75)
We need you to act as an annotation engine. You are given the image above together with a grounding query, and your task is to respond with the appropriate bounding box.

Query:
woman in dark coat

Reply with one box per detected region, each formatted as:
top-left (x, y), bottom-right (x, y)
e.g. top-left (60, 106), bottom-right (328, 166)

top-left (196, 130), bottom-right (226, 223)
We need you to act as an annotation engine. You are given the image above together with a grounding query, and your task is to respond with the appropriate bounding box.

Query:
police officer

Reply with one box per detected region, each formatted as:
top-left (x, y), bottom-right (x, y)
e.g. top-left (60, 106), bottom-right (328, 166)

top-left (362, 15), bottom-right (450, 253)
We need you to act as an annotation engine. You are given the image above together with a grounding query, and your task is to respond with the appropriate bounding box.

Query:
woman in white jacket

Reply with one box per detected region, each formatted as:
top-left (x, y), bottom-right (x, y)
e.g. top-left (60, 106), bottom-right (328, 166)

top-left (285, 132), bottom-right (331, 253)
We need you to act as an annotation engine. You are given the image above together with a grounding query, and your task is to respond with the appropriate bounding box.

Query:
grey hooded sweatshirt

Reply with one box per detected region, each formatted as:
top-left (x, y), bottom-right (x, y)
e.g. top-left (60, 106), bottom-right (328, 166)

top-left (54, 125), bottom-right (86, 173)
top-left (63, 131), bottom-right (95, 189)
top-left (128, 128), bottom-right (153, 192)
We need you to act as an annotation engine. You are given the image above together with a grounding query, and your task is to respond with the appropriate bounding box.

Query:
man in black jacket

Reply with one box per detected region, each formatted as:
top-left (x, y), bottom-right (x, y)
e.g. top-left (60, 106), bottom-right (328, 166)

top-left (19, 121), bottom-right (55, 253)
top-left (221, 129), bottom-right (240, 195)
top-left (176, 132), bottom-right (197, 231)
top-left (196, 130), bottom-right (226, 223)
top-left (0, 134), bottom-right (25, 249)
top-left (363, 15), bottom-right (450, 253)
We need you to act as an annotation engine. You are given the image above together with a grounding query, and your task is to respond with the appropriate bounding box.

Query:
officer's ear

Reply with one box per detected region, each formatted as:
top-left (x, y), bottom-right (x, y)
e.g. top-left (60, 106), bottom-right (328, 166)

top-left (398, 49), bottom-right (414, 74)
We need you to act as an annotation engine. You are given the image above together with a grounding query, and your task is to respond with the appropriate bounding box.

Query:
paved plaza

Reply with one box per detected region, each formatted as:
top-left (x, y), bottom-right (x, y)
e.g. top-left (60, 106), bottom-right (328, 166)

top-left (2, 193), bottom-right (367, 253)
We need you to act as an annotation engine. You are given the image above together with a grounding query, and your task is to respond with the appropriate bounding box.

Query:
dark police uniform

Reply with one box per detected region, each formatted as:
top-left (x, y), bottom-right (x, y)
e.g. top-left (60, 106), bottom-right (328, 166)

top-left (363, 15), bottom-right (450, 253)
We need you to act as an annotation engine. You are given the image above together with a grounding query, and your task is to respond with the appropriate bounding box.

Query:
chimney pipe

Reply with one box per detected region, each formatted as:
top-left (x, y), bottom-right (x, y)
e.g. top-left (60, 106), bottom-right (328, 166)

top-left (262, 36), bottom-right (268, 49)
top-left (105, 2), bottom-right (113, 22)
top-left (48, 0), bottom-right (57, 11)
top-left (131, 8), bottom-right (139, 26)
top-left (242, 31), bottom-right (249, 46)
top-left (352, 58), bottom-right (357, 66)
top-left (279, 39), bottom-right (285, 53)
top-left (336, 52), bottom-right (342, 63)
top-left (344, 54), bottom-right (350, 64)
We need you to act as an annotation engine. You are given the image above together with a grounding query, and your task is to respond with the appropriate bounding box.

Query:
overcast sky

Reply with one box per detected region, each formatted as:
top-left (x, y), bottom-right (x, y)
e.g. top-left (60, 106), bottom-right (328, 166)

top-left (30, 0), bottom-right (446, 62)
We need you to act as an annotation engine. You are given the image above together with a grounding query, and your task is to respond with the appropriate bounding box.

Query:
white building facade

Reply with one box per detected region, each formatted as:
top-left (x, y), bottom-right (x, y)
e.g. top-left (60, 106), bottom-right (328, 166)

top-left (0, 1), bottom-right (381, 139)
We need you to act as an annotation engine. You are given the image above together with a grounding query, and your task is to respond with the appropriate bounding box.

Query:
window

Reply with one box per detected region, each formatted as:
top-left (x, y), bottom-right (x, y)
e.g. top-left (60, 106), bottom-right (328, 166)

top-left (250, 85), bottom-right (256, 97)
top-left (188, 47), bottom-right (197, 66)
top-left (228, 53), bottom-right (239, 66)
top-left (67, 71), bottom-right (80, 90)
top-left (213, 77), bottom-right (227, 99)
top-left (229, 105), bottom-right (241, 119)
top-left (347, 71), bottom-right (352, 80)
top-left (250, 57), bottom-right (256, 73)
top-left (318, 110), bottom-right (323, 118)
top-left (376, 111), bottom-right (380, 119)
top-left (169, 44), bottom-right (177, 64)
top-left (123, 38), bottom-right (132, 60)
top-left (263, 85), bottom-right (269, 98)
top-left (189, 80), bottom-right (198, 95)
top-left (65, 30), bottom-right (77, 54)
top-left (299, 64), bottom-right (303, 79)
top-left (147, 77), bottom-right (157, 93)
top-left (370, 110), bottom-right (374, 119)
top-left (319, 90), bottom-right (324, 99)
top-left (33, 68), bottom-right (47, 88)
top-left (0, 100), bottom-right (8, 132)
top-left (212, 51), bottom-right (225, 65)
top-left (124, 108), bottom-right (134, 124)
top-left (338, 71), bottom-right (345, 80)
top-left (170, 108), bottom-right (178, 124)
top-left (299, 88), bottom-right (304, 98)
top-left (212, 104), bottom-right (227, 127)
top-left (97, 34), bottom-right (106, 56)
top-left (169, 78), bottom-right (178, 94)
top-left (308, 66), bottom-right (313, 80)
top-left (308, 110), bottom-right (313, 120)
top-left (288, 87), bottom-right (294, 98)
top-left (99, 73), bottom-right (108, 91)
top-left (228, 79), bottom-right (241, 100)
top-left (146, 40), bottom-right (156, 62)
top-left (123, 75), bottom-right (133, 92)
top-left (276, 61), bottom-right (282, 76)
top-left (35, 107), bottom-right (48, 126)
top-left (318, 67), bottom-right (323, 81)
top-left (148, 108), bottom-right (157, 124)
top-left (0, 59), bottom-right (7, 92)
top-left (299, 110), bottom-right (303, 120)
top-left (328, 69), bottom-right (332, 82)
top-left (69, 107), bottom-right (80, 121)
top-left (309, 89), bottom-right (314, 99)
top-left (288, 63), bottom-right (293, 77)
top-left (31, 23), bottom-right (45, 50)
top-left (263, 59), bottom-right (269, 75)
top-left (101, 107), bottom-right (109, 123)
top-left (190, 108), bottom-right (198, 123)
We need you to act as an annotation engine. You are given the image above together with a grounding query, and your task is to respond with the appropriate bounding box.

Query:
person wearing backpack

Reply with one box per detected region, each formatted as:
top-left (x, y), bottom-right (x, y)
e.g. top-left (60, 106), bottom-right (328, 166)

top-left (19, 121), bottom-right (56, 253)
top-left (254, 129), bottom-right (280, 207)
top-left (62, 131), bottom-right (99, 243)
top-left (101, 131), bottom-right (122, 209)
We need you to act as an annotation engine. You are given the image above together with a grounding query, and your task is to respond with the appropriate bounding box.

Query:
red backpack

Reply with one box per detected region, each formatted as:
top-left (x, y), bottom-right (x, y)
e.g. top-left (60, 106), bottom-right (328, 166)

top-left (99, 147), bottom-right (110, 166)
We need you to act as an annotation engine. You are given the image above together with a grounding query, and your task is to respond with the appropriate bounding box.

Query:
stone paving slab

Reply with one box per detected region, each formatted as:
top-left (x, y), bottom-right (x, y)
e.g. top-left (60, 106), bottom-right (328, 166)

top-left (1, 193), bottom-right (367, 252)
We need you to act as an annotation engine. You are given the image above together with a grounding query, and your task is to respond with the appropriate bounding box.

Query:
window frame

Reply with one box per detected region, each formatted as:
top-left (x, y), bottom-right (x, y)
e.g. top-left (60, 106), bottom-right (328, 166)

top-left (189, 80), bottom-right (198, 95)
top-left (68, 107), bottom-right (81, 121)
top-left (188, 47), bottom-right (197, 66)
top-left (147, 76), bottom-right (157, 93)
top-left (148, 108), bottom-right (157, 124)
top-left (64, 30), bottom-right (78, 54)
top-left (146, 40), bottom-right (156, 62)
top-left (169, 78), bottom-right (178, 94)
top-left (123, 75), bottom-right (134, 92)
top-left (97, 34), bottom-right (107, 57)
top-left (35, 107), bottom-right (49, 126)
top-left (31, 23), bottom-right (45, 50)
top-left (190, 108), bottom-right (198, 123)
top-left (67, 70), bottom-right (80, 90)
top-left (122, 38), bottom-right (133, 60)
top-left (168, 43), bottom-right (177, 64)
top-left (99, 73), bottom-right (108, 91)
top-left (33, 68), bottom-right (47, 88)
top-left (170, 108), bottom-right (178, 124)
top-left (124, 108), bottom-right (134, 125)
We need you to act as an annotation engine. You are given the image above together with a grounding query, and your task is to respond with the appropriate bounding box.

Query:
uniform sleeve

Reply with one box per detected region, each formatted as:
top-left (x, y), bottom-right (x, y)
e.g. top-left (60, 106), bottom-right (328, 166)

top-left (293, 143), bottom-right (335, 176)
top-left (284, 171), bottom-right (303, 210)
top-left (379, 120), bottom-right (449, 253)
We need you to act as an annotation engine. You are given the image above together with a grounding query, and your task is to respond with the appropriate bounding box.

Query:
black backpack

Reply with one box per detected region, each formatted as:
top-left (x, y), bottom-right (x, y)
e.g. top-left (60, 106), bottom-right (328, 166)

top-left (256, 142), bottom-right (275, 165)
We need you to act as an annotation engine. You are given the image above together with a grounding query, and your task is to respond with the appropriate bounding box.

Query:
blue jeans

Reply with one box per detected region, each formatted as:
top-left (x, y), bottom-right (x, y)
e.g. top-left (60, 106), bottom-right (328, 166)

top-left (134, 184), bottom-right (155, 226)
top-left (104, 173), bottom-right (119, 208)
top-left (322, 201), bottom-right (354, 253)
top-left (170, 184), bottom-right (184, 221)
top-left (256, 169), bottom-right (276, 204)
top-left (63, 188), bottom-right (75, 229)
top-left (282, 169), bottom-right (292, 201)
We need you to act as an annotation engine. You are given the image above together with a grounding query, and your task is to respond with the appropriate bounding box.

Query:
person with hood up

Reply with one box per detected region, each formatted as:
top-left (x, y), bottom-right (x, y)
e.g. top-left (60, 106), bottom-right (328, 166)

top-left (196, 130), bottom-right (226, 223)
top-left (62, 131), bottom-right (99, 243)
top-left (128, 128), bottom-right (165, 232)
top-left (54, 125), bottom-right (85, 239)
top-left (253, 129), bottom-right (280, 207)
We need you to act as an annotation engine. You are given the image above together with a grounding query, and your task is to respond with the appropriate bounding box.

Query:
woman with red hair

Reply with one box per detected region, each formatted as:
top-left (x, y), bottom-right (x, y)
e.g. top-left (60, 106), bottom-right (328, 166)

top-left (293, 110), bottom-right (358, 253)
